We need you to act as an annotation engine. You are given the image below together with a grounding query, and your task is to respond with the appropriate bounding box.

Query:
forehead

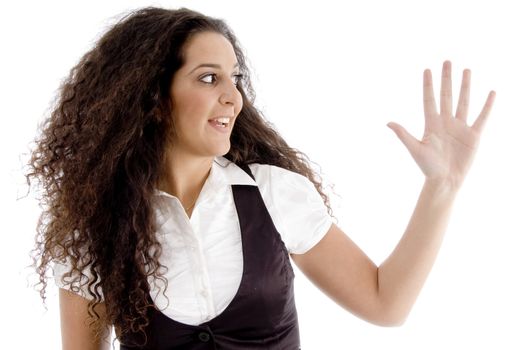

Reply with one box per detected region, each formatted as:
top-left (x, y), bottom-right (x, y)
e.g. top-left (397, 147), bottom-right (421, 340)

top-left (181, 31), bottom-right (237, 67)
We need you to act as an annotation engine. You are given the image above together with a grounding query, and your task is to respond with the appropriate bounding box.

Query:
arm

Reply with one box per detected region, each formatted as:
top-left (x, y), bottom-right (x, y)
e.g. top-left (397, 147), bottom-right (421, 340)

top-left (291, 180), bottom-right (457, 326)
top-left (59, 288), bottom-right (112, 350)
top-left (377, 179), bottom-right (456, 324)
top-left (292, 61), bottom-right (495, 326)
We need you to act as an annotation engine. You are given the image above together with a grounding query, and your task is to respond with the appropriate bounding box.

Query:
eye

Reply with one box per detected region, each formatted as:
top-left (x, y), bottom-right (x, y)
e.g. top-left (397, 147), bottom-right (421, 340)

top-left (233, 74), bottom-right (244, 85)
top-left (199, 73), bottom-right (244, 85)
top-left (200, 73), bottom-right (217, 84)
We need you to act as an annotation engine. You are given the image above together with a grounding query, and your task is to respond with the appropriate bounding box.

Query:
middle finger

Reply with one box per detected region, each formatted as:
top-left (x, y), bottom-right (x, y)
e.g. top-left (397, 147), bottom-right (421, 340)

top-left (440, 60), bottom-right (453, 117)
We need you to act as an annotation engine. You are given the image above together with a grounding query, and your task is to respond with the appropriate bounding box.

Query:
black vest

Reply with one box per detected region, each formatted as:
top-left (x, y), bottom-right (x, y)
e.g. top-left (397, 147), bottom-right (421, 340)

top-left (119, 164), bottom-right (301, 349)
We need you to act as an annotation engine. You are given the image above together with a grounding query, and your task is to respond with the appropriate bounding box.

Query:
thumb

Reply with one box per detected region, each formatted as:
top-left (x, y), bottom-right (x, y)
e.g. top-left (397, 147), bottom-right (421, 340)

top-left (386, 122), bottom-right (420, 153)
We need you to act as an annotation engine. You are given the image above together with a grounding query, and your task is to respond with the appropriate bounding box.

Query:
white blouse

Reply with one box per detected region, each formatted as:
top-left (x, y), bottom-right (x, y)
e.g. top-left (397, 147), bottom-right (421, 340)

top-left (53, 156), bottom-right (333, 325)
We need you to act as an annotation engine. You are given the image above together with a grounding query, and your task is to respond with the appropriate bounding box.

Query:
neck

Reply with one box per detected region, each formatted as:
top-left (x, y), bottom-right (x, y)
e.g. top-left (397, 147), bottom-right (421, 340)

top-left (158, 151), bottom-right (214, 208)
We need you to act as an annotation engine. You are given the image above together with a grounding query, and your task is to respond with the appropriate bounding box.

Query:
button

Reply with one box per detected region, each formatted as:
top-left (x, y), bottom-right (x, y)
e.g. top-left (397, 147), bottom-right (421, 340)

top-left (198, 332), bottom-right (210, 342)
top-left (201, 289), bottom-right (208, 297)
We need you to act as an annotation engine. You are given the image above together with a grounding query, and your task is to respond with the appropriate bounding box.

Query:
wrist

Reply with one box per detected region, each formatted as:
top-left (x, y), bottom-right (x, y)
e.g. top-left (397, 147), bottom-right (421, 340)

top-left (423, 177), bottom-right (461, 196)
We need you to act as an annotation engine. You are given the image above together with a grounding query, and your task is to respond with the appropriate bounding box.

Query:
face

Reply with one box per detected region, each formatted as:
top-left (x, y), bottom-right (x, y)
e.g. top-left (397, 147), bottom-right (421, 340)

top-left (168, 31), bottom-right (243, 160)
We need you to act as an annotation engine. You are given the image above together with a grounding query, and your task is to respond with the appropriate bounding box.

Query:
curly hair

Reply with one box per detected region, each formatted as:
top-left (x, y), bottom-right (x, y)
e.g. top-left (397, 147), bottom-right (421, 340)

top-left (25, 6), bottom-right (334, 347)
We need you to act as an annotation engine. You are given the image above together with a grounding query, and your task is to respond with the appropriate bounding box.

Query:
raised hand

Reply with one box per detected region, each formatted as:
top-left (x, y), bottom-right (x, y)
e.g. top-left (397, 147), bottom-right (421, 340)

top-left (387, 60), bottom-right (496, 189)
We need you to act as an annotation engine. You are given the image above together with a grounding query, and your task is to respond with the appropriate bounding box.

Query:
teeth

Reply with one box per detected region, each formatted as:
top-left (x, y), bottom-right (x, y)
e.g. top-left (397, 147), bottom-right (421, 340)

top-left (213, 117), bottom-right (230, 124)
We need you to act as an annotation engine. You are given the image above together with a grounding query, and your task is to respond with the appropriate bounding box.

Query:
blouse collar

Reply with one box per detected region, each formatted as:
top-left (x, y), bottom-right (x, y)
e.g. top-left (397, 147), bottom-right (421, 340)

top-left (154, 156), bottom-right (257, 199)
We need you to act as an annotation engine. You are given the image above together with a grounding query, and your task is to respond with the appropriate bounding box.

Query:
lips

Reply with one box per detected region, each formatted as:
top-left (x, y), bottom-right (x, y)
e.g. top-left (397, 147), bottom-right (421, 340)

top-left (209, 117), bottom-right (230, 127)
top-left (208, 116), bottom-right (234, 133)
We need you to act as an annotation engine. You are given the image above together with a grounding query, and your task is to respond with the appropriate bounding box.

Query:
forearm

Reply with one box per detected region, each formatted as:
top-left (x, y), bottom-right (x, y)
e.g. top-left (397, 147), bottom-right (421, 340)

top-left (377, 179), bottom-right (459, 325)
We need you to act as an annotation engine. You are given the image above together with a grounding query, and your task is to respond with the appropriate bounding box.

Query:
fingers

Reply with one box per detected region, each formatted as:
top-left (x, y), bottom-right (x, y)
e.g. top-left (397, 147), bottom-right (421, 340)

top-left (387, 122), bottom-right (420, 155)
top-left (472, 90), bottom-right (496, 133)
top-left (423, 61), bottom-right (493, 133)
top-left (423, 69), bottom-right (437, 118)
top-left (455, 69), bottom-right (471, 122)
top-left (440, 60), bottom-right (453, 117)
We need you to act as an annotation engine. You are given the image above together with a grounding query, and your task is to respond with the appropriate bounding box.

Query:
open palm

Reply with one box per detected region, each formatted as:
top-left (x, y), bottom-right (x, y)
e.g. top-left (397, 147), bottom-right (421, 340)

top-left (388, 61), bottom-right (496, 188)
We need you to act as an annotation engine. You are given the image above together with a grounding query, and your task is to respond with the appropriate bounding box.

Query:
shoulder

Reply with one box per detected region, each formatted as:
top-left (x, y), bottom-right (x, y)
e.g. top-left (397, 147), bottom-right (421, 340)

top-left (247, 162), bottom-right (313, 190)
top-left (246, 162), bottom-right (333, 254)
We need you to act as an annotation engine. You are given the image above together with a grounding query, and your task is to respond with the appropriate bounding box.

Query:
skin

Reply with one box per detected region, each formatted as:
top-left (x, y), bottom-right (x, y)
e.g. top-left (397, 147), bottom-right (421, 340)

top-left (291, 61), bottom-right (496, 325)
top-left (59, 288), bottom-right (111, 349)
top-left (158, 31), bottom-right (243, 218)
top-left (60, 31), bottom-right (496, 348)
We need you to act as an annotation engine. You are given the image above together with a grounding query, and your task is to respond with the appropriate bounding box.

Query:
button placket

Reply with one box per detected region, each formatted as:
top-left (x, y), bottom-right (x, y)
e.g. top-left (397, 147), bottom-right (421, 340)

top-left (196, 256), bottom-right (216, 318)
top-left (186, 231), bottom-right (216, 320)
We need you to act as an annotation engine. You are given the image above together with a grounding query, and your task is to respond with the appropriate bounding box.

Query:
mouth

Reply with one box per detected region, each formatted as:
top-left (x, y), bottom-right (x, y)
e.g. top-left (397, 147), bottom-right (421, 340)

top-left (208, 116), bottom-right (234, 132)
top-left (208, 117), bottom-right (231, 128)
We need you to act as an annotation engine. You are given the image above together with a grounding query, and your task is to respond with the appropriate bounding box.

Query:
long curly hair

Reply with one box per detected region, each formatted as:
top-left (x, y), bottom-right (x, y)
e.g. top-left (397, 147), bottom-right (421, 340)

top-left (25, 6), bottom-right (333, 347)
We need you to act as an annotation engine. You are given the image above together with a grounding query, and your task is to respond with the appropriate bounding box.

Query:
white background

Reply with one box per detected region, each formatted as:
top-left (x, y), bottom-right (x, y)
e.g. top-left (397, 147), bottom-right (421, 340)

top-left (2, 0), bottom-right (525, 349)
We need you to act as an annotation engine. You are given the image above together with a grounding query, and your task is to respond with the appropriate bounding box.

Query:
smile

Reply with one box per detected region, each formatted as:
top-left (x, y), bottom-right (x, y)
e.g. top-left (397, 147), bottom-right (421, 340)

top-left (208, 117), bottom-right (232, 133)
top-left (210, 117), bottom-right (230, 127)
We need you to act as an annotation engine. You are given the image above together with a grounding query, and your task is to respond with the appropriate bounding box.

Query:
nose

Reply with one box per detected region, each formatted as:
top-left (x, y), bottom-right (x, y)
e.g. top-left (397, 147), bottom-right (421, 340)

top-left (219, 81), bottom-right (242, 108)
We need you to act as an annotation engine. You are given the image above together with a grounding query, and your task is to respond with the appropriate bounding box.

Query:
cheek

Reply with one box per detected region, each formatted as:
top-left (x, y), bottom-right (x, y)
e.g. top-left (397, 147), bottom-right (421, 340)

top-left (235, 91), bottom-right (244, 116)
top-left (174, 90), bottom-right (211, 124)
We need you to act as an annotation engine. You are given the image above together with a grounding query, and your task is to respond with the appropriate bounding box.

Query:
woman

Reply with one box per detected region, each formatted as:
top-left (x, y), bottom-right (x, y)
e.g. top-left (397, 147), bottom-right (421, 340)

top-left (25, 6), bottom-right (495, 350)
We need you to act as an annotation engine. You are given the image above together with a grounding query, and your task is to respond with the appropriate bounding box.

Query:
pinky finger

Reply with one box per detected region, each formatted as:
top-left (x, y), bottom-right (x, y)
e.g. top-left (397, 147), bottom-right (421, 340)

top-left (472, 91), bottom-right (496, 134)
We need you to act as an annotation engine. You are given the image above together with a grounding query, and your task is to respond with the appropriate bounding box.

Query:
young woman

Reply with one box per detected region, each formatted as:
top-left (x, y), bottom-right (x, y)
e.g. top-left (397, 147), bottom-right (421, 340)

top-left (26, 6), bottom-right (495, 350)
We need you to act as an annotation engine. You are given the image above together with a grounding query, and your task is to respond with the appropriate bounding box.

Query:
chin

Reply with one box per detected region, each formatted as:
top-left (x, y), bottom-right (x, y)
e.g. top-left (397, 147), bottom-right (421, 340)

top-left (217, 146), bottom-right (231, 157)
top-left (209, 142), bottom-right (231, 157)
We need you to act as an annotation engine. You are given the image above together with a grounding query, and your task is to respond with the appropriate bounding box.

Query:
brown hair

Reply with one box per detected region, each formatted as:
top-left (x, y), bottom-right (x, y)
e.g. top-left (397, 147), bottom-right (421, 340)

top-left (25, 6), bottom-right (333, 347)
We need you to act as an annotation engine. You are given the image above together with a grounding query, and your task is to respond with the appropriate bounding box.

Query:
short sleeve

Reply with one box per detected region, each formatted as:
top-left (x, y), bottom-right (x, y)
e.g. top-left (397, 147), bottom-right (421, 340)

top-left (52, 255), bottom-right (104, 301)
top-left (249, 163), bottom-right (333, 254)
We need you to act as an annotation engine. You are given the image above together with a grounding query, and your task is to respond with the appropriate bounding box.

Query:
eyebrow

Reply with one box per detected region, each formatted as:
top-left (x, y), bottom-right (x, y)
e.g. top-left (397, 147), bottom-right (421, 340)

top-left (188, 62), bottom-right (240, 75)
